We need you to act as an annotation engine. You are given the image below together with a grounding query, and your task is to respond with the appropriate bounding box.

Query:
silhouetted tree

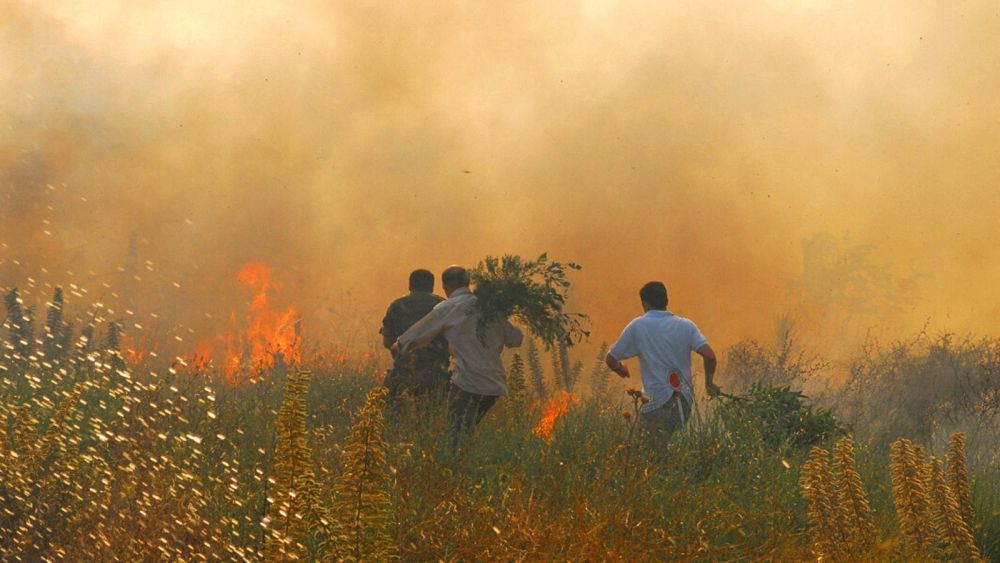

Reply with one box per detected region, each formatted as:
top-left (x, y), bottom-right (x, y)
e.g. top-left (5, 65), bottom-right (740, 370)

top-left (4, 288), bottom-right (35, 364)
top-left (104, 320), bottom-right (126, 373)
top-left (42, 287), bottom-right (72, 364)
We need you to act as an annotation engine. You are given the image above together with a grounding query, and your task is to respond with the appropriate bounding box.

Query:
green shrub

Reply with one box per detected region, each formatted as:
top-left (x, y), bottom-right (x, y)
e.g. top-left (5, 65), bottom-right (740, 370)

top-left (720, 383), bottom-right (845, 450)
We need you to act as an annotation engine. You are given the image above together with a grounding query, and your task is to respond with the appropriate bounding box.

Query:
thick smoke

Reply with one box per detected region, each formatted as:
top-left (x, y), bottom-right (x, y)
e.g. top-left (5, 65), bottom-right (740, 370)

top-left (2, 0), bottom-right (999, 357)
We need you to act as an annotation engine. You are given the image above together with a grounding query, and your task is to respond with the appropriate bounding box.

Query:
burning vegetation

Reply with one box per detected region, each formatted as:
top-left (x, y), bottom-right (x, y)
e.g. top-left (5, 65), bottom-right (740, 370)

top-left (0, 267), bottom-right (999, 560)
top-left (532, 390), bottom-right (580, 441)
top-left (4, 1), bottom-right (1000, 559)
top-left (222, 262), bottom-right (302, 384)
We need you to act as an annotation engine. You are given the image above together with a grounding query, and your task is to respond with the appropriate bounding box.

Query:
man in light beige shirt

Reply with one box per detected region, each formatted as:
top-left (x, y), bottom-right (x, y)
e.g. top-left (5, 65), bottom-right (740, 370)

top-left (393, 266), bottom-right (523, 448)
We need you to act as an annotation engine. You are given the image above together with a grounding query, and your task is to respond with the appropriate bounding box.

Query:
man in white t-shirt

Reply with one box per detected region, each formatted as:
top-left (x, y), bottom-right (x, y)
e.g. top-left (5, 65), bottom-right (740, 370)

top-left (606, 281), bottom-right (720, 440)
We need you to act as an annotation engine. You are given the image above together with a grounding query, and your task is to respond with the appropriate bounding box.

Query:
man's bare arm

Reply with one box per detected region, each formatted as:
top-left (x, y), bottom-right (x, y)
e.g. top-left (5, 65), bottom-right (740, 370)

top-left (605, 353), bottom-right (630, 379)
top-left (394, 304), bottom-right (450, 355)
top-left (696, 344), bottom-right (721, 397)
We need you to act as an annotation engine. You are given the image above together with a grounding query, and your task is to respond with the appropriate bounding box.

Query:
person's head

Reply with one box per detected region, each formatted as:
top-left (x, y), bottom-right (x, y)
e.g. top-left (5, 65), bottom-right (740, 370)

top-left (639, 281), bottom-right (668, 311)
top-left (441, 265), bottom-right (469, 297)
top-left (408, 269), bottom-right (435, 293)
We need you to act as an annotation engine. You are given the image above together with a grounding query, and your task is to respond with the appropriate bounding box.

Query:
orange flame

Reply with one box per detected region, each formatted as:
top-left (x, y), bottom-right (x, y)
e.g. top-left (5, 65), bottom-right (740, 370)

top-left (532, 391), bottom-right (580, 441)
top-left (121, 333), bottom-right (148, 366)
top-left (222, 261), bottom-right (302, 384)
top-left (188, 339), bottom-right (215, 373)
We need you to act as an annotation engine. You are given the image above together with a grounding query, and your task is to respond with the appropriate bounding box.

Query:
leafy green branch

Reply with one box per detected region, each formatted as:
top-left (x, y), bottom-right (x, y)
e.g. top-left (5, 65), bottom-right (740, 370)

top-left (469, 253), bottom-right (589, 349)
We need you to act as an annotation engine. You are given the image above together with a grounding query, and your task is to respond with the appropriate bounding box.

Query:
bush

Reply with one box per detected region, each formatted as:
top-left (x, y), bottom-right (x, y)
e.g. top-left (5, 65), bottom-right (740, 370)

top-left (719, 383), bottom-right (845, 451)
top-left (839, 333), bottom-right (1000, 458)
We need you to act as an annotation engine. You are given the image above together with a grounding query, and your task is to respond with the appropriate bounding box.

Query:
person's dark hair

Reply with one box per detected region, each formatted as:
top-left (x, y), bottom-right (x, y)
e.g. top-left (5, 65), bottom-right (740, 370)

top-left (409, 269), bottom-right (435, 292)
top-left (639, 281), bottom-right (668, 310)
top-left (441, 266), bottom-right (470, 289)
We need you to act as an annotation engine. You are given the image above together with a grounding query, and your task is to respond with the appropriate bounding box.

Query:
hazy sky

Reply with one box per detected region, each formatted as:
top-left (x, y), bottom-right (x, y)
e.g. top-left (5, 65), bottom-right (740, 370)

top-left (2, 0), bottom-right (999, 358)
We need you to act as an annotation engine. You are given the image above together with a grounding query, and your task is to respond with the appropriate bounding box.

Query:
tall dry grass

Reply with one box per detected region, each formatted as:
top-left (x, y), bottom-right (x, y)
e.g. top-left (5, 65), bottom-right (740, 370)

top-left (1, 297), bottom-right (998, 560)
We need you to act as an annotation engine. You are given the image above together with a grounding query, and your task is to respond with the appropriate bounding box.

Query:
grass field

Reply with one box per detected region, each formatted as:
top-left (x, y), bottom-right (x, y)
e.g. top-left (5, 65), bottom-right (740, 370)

top-left (1, 328), bottom-right (997, 561)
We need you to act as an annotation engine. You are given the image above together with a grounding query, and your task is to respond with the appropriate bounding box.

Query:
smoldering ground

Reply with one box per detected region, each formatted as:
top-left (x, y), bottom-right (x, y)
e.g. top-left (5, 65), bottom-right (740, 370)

top-left (2, 0), bottom-right (1000, 357)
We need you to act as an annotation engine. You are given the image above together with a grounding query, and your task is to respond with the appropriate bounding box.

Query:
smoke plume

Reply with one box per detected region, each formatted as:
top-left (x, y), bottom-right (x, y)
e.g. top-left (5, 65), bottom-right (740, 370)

top-left (3, 0), bottom-right (999, 358)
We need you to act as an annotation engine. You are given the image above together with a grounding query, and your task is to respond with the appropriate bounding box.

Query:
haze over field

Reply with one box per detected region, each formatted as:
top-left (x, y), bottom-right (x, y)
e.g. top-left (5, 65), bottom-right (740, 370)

top-left (3, 0), bottom-right (999, 357)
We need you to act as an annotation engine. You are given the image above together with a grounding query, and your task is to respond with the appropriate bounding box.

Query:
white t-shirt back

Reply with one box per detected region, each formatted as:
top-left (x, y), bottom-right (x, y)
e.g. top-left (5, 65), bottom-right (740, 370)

top-left (609, 310), bottom-right (708, 413)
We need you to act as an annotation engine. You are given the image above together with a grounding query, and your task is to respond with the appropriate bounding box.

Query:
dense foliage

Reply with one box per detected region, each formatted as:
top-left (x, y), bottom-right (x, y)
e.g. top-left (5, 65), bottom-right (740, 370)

top-left (720, 383), bottom-right (845, 451)
top-left (470, 254), bottom-right (589, 348)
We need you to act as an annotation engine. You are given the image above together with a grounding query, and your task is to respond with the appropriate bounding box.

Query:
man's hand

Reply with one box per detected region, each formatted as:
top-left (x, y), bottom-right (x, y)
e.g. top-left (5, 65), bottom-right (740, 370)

top-left (706, 382), bottom-right (723, 398)
top-left (605, 353), bottom-right (630, 378)
top-left (615, 364), bottom-right (630, 379)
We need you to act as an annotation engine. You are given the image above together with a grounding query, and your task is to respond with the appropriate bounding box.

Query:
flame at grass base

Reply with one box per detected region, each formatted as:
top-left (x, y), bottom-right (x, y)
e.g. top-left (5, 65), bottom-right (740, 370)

top-left (121, 333), bottom-right (149, 366)
top-left (532, 390), bottom-right (580, 441)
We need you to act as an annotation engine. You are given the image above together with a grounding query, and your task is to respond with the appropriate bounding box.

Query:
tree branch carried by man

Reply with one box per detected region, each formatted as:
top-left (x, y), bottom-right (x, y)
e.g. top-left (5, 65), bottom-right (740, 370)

top-left (393, 266), bottom-right (524, 449)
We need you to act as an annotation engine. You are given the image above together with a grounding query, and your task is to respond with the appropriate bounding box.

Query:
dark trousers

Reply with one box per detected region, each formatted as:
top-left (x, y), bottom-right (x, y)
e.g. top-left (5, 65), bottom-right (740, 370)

top-left (639, 393), bottom-right (691, 442)
top-left (447, 384), bottom-right (497, 450)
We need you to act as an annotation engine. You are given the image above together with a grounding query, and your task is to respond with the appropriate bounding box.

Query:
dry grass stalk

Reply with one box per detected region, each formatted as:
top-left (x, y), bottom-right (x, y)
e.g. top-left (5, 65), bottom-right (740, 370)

top-left (329, 385), bottom-right (394, 562)
top-left (890, 438), bottom-right (935, 556)
top-left (928, 456), bottom-right (982, 562)
top-left (946, 432), bottom-right (975, 532)
top-left (800, 446), bottom-right (845, 560)
top-left (833, 435), bottom-right (877, 555)
top-left (526, 338), bottom-right (548, 401)
top-left (265, 370), bottom-right (329, 561)
top-left (2, 384), bottom-right (82, 560)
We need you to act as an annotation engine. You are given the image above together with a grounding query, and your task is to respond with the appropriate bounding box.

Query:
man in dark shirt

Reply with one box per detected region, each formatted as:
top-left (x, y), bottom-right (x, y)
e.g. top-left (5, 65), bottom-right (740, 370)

top-left (380, 269), bottom-right (451, 417)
